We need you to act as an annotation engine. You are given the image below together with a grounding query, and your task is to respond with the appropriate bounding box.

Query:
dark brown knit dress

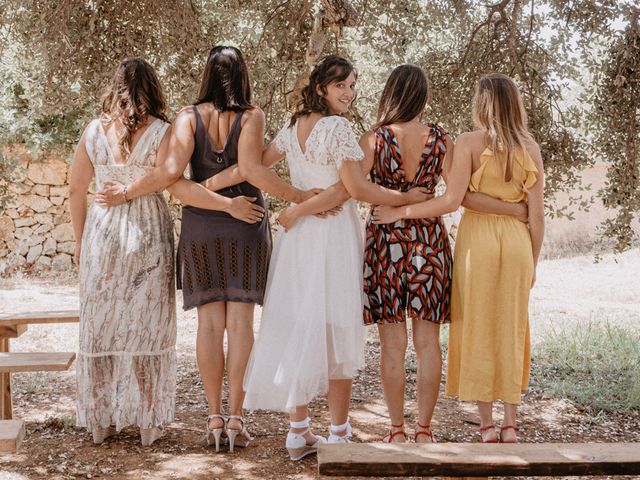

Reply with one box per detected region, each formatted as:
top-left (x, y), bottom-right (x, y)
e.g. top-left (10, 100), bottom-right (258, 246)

top-left (177, 106), bottom-right (271, 310)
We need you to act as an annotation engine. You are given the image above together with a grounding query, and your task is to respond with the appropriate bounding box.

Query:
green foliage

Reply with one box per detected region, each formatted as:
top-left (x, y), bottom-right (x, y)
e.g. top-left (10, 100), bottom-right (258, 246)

top-left (532, 321), bottom-right (640, 414)
top-left (591, 15), bottom-right (640, 251)
top-left (0, 0), bottom-right (637, 248)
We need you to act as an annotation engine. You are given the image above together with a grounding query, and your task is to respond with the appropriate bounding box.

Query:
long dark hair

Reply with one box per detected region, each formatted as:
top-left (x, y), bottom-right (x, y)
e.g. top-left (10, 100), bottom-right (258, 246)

top-left (196, 45), bottom-right (253, 111)
top-left (375, 64), bottom-right (429, 129)
top-left (290, 54), bottom-right (356, 126)
top-left (101, 57), bottom-right (169, 160)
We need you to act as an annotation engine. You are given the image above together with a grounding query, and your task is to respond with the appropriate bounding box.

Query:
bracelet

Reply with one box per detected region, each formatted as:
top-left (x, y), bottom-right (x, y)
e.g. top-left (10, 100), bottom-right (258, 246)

top-left (123, 185), bottom-right (129, 203)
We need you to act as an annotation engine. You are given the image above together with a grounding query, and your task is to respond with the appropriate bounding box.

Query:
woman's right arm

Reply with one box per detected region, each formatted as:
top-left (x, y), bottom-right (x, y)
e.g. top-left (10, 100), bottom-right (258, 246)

top-left (339, 131), bottom-right (431, 206)
top-left (69, 127), bottom-right (94, 266)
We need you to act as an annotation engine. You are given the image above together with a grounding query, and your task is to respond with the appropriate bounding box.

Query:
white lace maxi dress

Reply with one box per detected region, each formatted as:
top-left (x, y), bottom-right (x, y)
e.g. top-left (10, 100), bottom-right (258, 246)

top-left (76, 118), bottom-right (177, 432)
top-left (243, 115), bottom-right (366, 413)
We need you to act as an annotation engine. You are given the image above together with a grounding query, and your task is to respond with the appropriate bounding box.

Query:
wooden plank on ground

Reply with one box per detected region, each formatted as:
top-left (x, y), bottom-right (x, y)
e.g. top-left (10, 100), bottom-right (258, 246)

top-left (0, 352), bottom-right (76, 373)
top-left (0, 310), bottom-right (79, 326)
top-left (318, 442), bottom-right (640, 477)
top-left (0, 419), bottom-right (25, 454)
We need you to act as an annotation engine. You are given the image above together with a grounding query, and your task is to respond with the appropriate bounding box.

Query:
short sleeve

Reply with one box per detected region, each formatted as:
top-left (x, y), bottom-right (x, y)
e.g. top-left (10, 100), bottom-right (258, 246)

top-left (328, 117), bottom-right (364, 170)
top-left (272, 121), bottom-right (291, 155)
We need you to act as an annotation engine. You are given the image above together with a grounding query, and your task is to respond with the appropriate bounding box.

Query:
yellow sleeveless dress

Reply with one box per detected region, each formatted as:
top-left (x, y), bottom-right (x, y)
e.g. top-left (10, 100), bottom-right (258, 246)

top-left (445, 146), bottom-right (538, 405)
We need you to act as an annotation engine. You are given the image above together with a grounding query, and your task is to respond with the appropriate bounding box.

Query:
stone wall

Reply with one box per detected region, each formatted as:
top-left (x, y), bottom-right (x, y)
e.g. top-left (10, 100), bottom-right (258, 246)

top-left (0, 147), bottom-right (77, 274)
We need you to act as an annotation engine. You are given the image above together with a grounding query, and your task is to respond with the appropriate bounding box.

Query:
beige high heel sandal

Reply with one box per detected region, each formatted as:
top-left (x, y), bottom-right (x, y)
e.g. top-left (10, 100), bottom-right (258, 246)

top-left (206, 413), bottom-right (227, 452)
top-left (226, 415), bottom-right (253, 453)
top-left (92, 425), bottom-right (117, 444)
top-left (140, 426), bottom-right (164, 446)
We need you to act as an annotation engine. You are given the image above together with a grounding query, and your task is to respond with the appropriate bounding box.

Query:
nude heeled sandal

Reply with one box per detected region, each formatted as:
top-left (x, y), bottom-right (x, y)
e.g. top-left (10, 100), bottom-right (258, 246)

top-left (140, 426), bottom-right (164, 446)
top-left (205, 413), bottom-right (227, 452)
top-left (226, 415), bottom-right (253, 453)
top-left (92, 425), bottom-right (117, 444)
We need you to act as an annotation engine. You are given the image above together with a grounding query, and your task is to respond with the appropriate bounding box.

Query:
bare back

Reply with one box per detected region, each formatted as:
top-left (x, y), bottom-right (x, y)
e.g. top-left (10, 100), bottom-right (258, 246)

top-left (384, 121), bottom-right (435, 182)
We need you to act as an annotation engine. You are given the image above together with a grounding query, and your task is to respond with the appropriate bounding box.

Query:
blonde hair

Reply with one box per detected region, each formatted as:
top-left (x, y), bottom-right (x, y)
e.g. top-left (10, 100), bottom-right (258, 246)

top-left (472, 73), bottom-right (534, 182)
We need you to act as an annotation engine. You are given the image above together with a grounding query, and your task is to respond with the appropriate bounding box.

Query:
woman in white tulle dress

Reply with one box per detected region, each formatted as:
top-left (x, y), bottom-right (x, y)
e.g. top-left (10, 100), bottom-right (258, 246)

top-left (241, 55), bottom-right (431, 460)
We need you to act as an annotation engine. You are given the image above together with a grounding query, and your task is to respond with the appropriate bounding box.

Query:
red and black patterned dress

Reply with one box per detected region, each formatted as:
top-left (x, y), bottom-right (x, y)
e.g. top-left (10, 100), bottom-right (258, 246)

top-left (363, 124), bottom-right (453, 325)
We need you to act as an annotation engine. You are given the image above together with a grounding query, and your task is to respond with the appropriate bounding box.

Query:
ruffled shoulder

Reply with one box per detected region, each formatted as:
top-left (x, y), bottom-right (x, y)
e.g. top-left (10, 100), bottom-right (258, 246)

top-left (517, 148), bottom-right (539, 191)
top-left (469, 147), bottom-right (492, 192)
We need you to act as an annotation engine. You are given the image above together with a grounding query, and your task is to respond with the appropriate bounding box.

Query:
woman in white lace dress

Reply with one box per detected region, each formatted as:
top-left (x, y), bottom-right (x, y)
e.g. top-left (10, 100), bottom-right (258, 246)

top-left (241, 55), bottom-right (431, 460)
top-left (69, 58), bottom-right (176, 446)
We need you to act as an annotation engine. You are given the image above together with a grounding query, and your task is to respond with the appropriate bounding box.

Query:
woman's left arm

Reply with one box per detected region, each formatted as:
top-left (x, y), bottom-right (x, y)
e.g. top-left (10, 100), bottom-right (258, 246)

top-left (526, 143), bottom-right (545, 286)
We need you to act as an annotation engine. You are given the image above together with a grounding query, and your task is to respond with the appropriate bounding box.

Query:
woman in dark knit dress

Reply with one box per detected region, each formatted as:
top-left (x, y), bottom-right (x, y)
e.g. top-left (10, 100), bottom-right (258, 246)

top-left (174, 46), bottom-right (273, 452)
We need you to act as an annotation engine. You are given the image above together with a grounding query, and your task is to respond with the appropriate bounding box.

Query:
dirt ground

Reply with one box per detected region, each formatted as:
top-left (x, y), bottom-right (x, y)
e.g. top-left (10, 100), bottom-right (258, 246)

top-left (0, 248), bottom-right (639, 480)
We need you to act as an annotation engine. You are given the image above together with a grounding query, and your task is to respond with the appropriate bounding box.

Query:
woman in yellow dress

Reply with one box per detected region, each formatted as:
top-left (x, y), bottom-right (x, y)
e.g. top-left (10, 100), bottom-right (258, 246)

top-left (371, 73), bottom-right (545, 443)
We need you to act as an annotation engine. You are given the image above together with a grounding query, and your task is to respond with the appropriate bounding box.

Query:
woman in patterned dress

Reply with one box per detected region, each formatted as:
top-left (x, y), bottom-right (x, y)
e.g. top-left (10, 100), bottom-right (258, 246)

top-left (372, 73), bottom-right (544, 444)
top-left (364, 65), bottom-right (530, 443)
top-left (70, 58), bottom-right (176, 446)
top-left (241, 55), bottom-right (431, 461)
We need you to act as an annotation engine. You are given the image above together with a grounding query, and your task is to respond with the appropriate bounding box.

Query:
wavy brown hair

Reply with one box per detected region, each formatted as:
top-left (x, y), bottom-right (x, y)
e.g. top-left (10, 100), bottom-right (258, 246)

top-left (290, 55), bottom-right (356, 126)
top-left (472, 73), bottom-right (534, 182)
top-left (375, 64), bottom-right (429, 129)
top-left (196, 45), bottom-right (253, 111)
top-left (101, 57), bottom-right (169, 160)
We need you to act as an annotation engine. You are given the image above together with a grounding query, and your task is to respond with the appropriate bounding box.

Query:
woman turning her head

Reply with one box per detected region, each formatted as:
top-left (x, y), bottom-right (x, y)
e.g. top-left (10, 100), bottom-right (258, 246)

top-left (242, 55), bottom-right (431, 461)
top-left (70, 58), bottom-right (176, 446)
top-left (372, 73), bottom-right (544, 444)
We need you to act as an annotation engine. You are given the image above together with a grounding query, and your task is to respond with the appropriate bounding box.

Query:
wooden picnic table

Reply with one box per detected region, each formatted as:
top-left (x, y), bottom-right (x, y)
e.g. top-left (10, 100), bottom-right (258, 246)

top-left (0, 310), bottom-right (79, 419)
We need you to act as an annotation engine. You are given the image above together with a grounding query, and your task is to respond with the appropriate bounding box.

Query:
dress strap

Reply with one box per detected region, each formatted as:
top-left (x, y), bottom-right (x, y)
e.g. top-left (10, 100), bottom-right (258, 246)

top-left (228, 110), bottom-right (245, 140)
top-left (192, 106), bottom-right (207, 142)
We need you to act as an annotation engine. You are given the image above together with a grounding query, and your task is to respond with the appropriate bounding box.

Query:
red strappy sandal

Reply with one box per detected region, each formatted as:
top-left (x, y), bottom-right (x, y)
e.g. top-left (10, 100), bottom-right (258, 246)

top-left (414, 422), bottom-right (436, 443)
top-left (382, 423), bottom-right (407, 443)
top-left (499, 424), bottom-right (519, 443)
top-left (479, 424), bottom-right (499, 443)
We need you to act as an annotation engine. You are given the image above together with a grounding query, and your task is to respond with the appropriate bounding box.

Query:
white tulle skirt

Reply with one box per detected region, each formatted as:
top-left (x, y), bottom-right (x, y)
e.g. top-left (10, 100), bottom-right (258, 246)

top-left (243, 200), bottom-right (366, 413)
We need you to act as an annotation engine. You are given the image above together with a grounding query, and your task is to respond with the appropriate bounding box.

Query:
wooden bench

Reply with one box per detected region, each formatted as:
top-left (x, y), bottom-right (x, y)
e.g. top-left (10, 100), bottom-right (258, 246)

top-left (0, 352), bottom-right (76, 373)
top-left (318, 442), bottom-right (640, 477)
top-left (0, 419), bottom-right (25, 454)
top-left (0, 310), bottom-right (79, 420)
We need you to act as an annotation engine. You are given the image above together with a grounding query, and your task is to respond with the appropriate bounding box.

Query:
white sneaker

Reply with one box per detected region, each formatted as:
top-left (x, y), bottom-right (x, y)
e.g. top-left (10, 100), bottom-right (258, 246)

top-left (286, 430), bottom-right (327, 461)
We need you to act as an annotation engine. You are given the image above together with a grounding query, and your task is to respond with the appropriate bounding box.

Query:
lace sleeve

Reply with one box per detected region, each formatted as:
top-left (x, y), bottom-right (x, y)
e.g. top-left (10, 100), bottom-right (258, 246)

top-left (328, 117), bottom-right (364, 170)
top-left (272, 122), bottom-right (291, 155)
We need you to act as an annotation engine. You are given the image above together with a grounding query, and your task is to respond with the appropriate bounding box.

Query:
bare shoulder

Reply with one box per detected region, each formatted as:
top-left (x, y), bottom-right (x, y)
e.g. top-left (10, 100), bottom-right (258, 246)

top-left (175, 106), bottom-right (196, 123)
top-left (525, 139), bottom-right (543, 170)
top-left (242, 106), bottom-right (265, 125)
top-left (455, 130), bottom-right (483, 150)
top-left (359, 130), bottom-right (375, 147)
